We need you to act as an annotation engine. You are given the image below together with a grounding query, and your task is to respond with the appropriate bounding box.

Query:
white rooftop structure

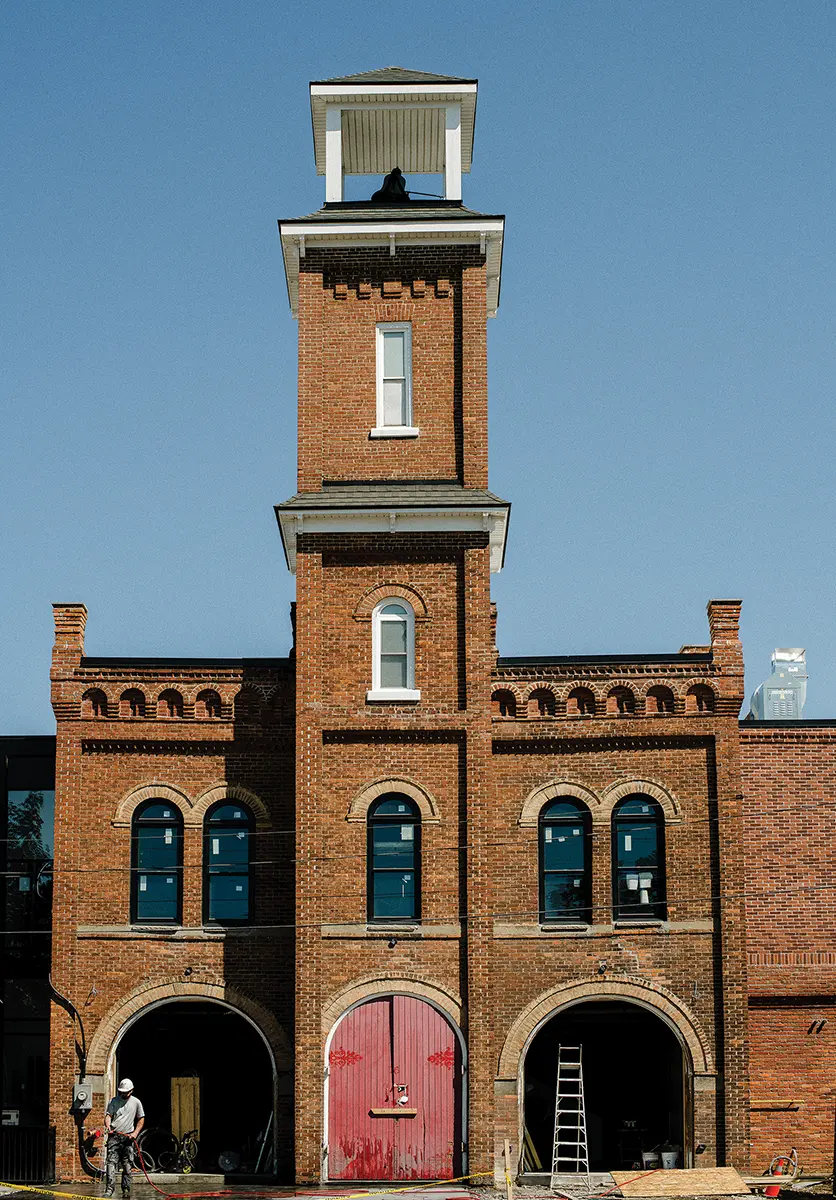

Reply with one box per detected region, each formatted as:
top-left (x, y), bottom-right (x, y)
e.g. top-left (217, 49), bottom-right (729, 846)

top-left (309, 66), bottom-right (478, 202)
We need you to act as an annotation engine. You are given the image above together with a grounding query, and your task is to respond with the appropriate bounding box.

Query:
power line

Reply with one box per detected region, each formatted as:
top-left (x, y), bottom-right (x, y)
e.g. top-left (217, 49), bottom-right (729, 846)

top-left (3, 872), bottom-right (836, 936)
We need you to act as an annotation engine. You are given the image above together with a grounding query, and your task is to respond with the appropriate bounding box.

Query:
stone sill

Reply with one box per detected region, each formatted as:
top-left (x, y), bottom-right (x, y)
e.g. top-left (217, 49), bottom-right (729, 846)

top-left (321, 922), bottom-right (461, 940)
top-left (75, 924), bottom-right (288, 940)
top-left (493, 919), bottom-right (713, 939)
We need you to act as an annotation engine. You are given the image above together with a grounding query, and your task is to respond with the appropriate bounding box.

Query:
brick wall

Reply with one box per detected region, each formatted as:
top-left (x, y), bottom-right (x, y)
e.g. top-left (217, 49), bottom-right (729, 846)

top-left (296, 248), bottom-right (487, 490)
top-left (48, 608), bottom-right (296, 1179)
top-left (742, 726), bottom-right (836, 1170)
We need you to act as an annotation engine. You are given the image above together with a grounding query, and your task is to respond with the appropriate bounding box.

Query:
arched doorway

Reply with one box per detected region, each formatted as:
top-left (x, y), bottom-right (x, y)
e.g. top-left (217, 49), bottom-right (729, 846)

top-left (115, 1000), bottom-right (274, 1174)
top-left (522, 1001), bottom-right (686, 1174)
top-left (325, 995), bottom-right (464, 1181)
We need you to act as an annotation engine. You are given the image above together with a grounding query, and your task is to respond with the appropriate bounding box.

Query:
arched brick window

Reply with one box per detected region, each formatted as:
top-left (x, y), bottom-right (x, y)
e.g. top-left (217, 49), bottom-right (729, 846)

top-left (686, 684), bottom-right (715, 714)
top-left (367, 794), bottom-right (420, 922)
top-left (540, 799), bottom-right (591, 924)
top-left (120, 689), bottom-right (146, 719)
top-left (131, 800), bottom-right (183, 924)
top-left (492, 689), bottom-right (517, 718)
top-left (528, 688), bottom-right (556, 718)
top-left (607, 686), bottom-right (636, 715)
top-left (203, 802), bottom-right (254, 924)
top-left (82, 689), bottom-right (108, 718)
top-left (646, 685), bottom-right (675, 715)
top-left (157, 689), bottom-right (184, 718)
top-left (612, 796), bottom-right (666, 920)
top-left (567, 687), bottom-right (595, 716)
top-left (195, 689), bottom-right (222, 719)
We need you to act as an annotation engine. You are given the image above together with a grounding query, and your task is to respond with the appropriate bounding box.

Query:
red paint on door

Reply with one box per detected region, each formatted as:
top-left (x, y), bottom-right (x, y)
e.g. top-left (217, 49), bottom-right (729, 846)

top-left (327, 995), bottom-right (462, 1181)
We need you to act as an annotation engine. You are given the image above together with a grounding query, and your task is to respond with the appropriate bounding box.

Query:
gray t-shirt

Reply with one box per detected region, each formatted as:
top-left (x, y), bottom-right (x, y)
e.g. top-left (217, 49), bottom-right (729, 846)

top-left (107, 1094), bottom-right (145, 1135)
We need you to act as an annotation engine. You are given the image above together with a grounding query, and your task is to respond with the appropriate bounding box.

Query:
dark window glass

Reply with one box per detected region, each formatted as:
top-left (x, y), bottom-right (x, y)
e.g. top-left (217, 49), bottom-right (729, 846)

top-left (204, 803), bottom-right (253, 924)
top-left (612, 796), bottom-right (666, 919)
top-left (131, 802), bottom-right (183, 923)
top-left (539, 799), bottom-right (591, 923)
top-left (367, 795), bottom-right (420, 921)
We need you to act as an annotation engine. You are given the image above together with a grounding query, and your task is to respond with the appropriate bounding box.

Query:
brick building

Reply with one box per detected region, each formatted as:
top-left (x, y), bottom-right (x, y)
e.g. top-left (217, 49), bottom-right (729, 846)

top-left (45, 67), bottom-right (836, 1184)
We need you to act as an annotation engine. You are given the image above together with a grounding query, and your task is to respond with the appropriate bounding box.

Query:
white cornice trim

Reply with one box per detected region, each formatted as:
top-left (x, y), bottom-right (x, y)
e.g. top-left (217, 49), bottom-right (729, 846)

top-left (281, 218), bottom-right (503, 238)
top-left (278, 220), bottom-right (504, 318)
top-left (277, 506), bottom-right (509, 574)
top-left (310, 83), bottom-right (478, 98)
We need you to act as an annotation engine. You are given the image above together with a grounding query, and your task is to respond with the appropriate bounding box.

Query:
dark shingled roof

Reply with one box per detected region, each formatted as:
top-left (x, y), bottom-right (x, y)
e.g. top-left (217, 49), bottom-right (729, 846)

top-left (280, 202), bottom-right (502, 225)
top-left (312, 67), bottom-right (477, 86)
top-left (277, 483), bottom-right (508, 510)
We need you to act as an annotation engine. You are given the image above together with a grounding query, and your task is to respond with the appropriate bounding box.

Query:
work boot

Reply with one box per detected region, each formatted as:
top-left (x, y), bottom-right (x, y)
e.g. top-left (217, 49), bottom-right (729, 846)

top-left (122, 1190), bottom-right (131, 1199)
top-left (104, 1191), bottom-right (114, 1198)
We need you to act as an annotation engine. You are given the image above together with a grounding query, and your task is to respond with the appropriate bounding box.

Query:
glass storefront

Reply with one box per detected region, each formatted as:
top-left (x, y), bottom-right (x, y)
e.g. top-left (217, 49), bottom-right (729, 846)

top-left (2, 739), bottom-right (55, 1129)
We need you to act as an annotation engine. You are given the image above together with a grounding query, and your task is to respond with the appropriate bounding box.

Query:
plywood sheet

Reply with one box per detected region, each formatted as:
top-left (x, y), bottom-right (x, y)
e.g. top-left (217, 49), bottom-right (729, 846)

top-left (611, 1166), bottom-right (750, 1196)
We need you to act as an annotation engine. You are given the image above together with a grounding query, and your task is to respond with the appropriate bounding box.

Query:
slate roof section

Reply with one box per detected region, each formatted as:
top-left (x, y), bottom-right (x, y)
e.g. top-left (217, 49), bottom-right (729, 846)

top-left (279, 203), bottom-right (502, 224)
top-left (277, 483), bottom-right (509, 510)
top-left (312, 67), bottom-right (477, 86)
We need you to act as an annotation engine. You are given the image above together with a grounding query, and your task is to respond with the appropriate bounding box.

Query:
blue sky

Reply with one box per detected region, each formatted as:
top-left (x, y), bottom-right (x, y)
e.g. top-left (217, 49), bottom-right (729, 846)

top-left (3, 0), bottom-right (835, 732)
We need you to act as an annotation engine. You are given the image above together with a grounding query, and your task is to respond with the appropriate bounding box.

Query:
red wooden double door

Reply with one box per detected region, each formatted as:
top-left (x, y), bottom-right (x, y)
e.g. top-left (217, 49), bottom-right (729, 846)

top-left (327, 995), bottom-right (463, 1180)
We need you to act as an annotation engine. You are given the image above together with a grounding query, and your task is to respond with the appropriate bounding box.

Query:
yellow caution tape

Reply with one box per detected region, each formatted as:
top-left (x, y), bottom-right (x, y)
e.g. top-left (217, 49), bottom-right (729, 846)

top-left (0, 1184), bottom-right (99, 1199)
top-left (0, 1170), bottom-right (496, 1200)
top-left (336, 1170), bottom-right (496, 1198)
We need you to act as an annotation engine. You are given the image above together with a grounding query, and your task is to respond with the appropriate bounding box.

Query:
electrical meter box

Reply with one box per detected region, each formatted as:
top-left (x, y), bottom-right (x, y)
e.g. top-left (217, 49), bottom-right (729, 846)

top-left (72, 1083), bottom-right (93, 1113)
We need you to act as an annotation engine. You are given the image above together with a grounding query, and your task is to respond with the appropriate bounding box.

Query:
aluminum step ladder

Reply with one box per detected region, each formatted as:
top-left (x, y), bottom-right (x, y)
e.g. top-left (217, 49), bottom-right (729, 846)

top-left (550, 1043), bottom-right (590, 1187)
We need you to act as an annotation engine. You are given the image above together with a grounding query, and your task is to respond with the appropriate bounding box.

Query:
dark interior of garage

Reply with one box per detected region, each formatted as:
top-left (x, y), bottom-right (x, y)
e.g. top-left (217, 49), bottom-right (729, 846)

top-left (523, 1000), bottom-right (685, 1173)
top-left (116, 1001), bottom-right (273, 1174)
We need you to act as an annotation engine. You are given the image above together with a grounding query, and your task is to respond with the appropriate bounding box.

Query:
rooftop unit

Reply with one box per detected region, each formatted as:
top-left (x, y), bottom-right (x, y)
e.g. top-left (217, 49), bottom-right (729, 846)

top-left (749, 648), bottom-right (807, 720)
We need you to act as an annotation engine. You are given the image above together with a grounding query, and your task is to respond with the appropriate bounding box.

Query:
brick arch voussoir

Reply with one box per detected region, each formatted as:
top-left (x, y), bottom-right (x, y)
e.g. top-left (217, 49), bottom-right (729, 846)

top-left (346, 777), bottom-right (441, 824)
top-left (354, 583), bottom-right (429, 621)
top-left (191, 782), bottom-right (271, 829)
top-left (684, 677), bottom-right (720, 696)
top-left (601, 777), bottom-right (682, 822)
top-left (522, 683), bottom-right (559, 704)
top-left (518, 779), bottom-right (603, 828)
top-left (87, 978), bottom-right (292, 1075)
top-left (496, 976), bottom-right (712, 1080)
top-left (322, 974), bottom-right (463, 1036)
top-left (491, 684), bottom-right (524, 705)
top-left (112, 782), bottom-right (193, 828)
top-left (557, 681), bottom-right (604, 703)
top-left (640, 679), bottom-right (683, 700)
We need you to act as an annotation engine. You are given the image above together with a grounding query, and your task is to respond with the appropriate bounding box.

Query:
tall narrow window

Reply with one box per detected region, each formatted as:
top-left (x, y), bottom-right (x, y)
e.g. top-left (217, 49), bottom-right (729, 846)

top-left (539, 800), bottom-right (591, 923)
top-left (203, 802), bottom-right (253, 924)
top-left (368, 599), bottom-right (419, 701)
top-left (367, 795), bottom-right (420, 922)
top-left (373, 323), bottom-right (416, 436)
top-left (612, 796), bottom-right (666, 920)
top-left (131, 801), bottom-right (183, 924)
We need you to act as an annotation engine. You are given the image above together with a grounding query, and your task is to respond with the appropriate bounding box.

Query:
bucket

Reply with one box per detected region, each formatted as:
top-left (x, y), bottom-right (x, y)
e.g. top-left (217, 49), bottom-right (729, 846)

top-left (642, 1152), bottom-right (661, 1169)
top-left (661, 1150), bottom-right (680, 1169)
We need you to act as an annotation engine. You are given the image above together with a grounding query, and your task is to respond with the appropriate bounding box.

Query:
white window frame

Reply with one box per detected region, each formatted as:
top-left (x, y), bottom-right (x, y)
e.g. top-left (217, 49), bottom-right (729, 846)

top-left (371, 322), bottom-right (419, 438)
top-left (367, 598), bottom-right (420, 702)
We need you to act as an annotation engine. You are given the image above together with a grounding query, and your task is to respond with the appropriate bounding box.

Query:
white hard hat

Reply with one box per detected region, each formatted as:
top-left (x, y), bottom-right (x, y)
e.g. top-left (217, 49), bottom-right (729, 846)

top-left (117, 1079), bottom-right (134, 1093)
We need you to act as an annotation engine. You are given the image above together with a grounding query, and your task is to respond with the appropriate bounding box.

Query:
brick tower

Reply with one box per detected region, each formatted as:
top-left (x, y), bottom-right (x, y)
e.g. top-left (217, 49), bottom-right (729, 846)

top-left (276, 67), bottom-right (508, 1183)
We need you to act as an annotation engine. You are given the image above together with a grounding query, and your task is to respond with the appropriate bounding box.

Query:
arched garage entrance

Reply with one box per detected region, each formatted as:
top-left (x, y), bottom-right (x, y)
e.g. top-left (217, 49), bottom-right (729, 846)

top-left (325, 995), bottom-right (464, 1181)
top-left (115, 1000), bottom-right (274, 1173)
top-left (523, 1001), bottom-right (686, 1174)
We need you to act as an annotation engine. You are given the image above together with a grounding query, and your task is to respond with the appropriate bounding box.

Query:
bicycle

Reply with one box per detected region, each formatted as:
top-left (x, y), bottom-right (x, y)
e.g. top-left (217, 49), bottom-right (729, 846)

top-left (135, 1126), bottom-right (176, 1174)
top-left (158, 1128), bottom-right (199, 1173)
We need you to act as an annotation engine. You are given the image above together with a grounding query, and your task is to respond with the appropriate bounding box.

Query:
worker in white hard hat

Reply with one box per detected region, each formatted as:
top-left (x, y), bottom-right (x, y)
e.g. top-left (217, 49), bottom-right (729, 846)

top-left (103, 1079), bottom-right (145, 1198)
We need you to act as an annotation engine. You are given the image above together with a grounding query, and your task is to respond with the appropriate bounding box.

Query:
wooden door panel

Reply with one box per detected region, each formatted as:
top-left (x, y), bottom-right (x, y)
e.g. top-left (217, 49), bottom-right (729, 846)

top-left (327, 996), bottom-right (460, 1181)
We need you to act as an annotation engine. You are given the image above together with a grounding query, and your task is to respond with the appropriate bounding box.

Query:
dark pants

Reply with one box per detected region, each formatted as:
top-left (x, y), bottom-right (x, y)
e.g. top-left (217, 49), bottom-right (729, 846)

top-left (105, 1134), bottom-right (134, 1195)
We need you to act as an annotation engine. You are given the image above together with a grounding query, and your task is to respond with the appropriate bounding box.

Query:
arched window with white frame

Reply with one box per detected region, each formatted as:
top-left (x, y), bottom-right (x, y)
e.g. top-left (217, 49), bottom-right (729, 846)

top-left (367, 599), bottom-right (420, 702)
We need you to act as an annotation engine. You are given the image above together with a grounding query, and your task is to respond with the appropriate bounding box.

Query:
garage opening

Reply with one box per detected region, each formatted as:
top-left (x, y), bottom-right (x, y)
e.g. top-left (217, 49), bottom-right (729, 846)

top-left (522, 1000), bottom-right (686, 1174)
top-left (116, 1001), bottom-right (274, 1174)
